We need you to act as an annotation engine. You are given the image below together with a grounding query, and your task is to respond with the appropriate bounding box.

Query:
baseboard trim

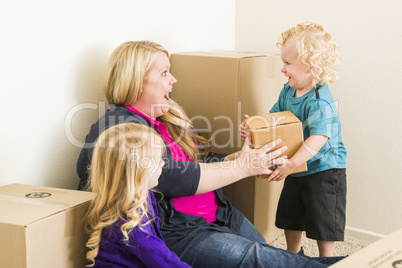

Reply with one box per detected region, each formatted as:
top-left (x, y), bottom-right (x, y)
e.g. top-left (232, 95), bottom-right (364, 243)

top-left (345, 226), bottom-right (386, 242)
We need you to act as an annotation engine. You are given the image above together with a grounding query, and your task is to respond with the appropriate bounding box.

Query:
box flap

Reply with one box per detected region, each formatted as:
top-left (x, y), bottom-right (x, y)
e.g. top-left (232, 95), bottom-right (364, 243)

top-left (172, 51), bottom-right (275, 59)
top-left (245, 111), bottom-right (301, 130)
top-left (331, 228), bottom-right (402, 267)
top-left (0, 184), bottom-right (93, 226)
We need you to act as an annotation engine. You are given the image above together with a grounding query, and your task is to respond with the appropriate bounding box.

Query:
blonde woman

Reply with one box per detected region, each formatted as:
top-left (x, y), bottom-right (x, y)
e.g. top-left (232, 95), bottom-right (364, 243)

top-left (77, 40), bottom-right (343, 267)
top-left (85, 123), bottom-right (191, 267)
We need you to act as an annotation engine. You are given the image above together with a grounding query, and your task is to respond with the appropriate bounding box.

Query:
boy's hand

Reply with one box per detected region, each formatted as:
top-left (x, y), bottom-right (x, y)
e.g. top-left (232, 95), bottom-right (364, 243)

top-left (236, 137), bottom-right (288, 178)
top-left (239, 114), bottom-right (250, 141)
top-left (266, 135), bottom-right (327, 182)
top-left (267, 158), bottom-right (297, 182)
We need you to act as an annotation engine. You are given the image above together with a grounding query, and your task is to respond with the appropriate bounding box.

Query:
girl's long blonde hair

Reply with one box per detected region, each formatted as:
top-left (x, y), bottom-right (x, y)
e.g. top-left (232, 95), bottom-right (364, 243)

top-left (277, 21), bottom-right (340, 85)
top-left (103, 40), bottom-right (210, 161)
top-left (85, 123), bottom-right (165, 267)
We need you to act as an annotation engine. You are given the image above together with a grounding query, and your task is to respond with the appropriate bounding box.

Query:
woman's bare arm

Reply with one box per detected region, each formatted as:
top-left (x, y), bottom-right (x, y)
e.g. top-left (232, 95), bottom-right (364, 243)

top-left (196, 138), bottom-right (287, 194)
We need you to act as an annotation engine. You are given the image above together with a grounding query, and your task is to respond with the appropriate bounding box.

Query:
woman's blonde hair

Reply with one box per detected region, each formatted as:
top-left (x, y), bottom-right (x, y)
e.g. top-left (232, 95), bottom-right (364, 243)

top-left (277, 21), bottom-right (340, 85)
top-left (104, 40), bottom-right (169, 106)
top-left (85, 123), bottom-right (165, 267)
top-left (103, 41), bottom-right (210, 161)
top-left (159, 99), bottom-right (210, 161)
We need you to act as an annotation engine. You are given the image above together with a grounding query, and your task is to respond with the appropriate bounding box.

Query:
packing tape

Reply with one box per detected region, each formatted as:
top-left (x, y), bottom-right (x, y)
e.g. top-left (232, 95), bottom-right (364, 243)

top-left (0, 194), bottom-right (73, 209)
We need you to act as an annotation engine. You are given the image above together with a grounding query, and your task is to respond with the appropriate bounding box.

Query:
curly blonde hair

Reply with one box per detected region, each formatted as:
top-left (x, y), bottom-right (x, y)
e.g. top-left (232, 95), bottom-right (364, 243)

top-left (103, 41), bottom-right (210, 161)
top-left (277, 21), bottom-right (340, 85)
top-left (85, 123), bottom-right (165, 267)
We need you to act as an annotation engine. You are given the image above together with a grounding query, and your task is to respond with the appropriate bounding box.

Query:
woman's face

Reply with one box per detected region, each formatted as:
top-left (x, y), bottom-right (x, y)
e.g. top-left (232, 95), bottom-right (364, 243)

top-left (131, 51), bottom-right (177, 118)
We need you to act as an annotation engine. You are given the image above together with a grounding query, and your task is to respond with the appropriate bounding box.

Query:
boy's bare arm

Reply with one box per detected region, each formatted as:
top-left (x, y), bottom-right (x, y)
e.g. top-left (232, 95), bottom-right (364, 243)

top-left (267, 135), bottom-right (328, 182)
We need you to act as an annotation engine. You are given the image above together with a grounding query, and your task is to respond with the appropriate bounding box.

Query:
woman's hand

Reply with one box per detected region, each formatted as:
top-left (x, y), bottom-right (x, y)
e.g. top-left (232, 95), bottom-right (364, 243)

top-left (236, 137), bottom-right (288, 178)
top-left (197, 136), bottom-right (288, 194)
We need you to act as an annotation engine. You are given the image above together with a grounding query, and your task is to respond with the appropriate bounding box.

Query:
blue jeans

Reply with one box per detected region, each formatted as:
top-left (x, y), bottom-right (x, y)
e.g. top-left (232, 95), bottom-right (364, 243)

top-left (180, 217), bottom-right (343, 268)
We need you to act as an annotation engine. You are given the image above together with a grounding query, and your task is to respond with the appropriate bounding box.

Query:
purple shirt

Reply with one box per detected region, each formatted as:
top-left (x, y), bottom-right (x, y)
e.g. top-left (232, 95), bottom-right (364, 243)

top-left (92, 190), bottom-right (191, 267)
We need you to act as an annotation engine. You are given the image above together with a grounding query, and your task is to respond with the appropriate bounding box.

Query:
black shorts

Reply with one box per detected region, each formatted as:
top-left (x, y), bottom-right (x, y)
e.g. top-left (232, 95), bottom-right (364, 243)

top-left (275, 168), bottom-right (347, 241)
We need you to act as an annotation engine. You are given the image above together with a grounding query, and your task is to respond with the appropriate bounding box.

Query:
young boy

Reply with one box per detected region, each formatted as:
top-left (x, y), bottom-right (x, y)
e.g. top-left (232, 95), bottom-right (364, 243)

top-left (240, 21), bottom-right (347, 257)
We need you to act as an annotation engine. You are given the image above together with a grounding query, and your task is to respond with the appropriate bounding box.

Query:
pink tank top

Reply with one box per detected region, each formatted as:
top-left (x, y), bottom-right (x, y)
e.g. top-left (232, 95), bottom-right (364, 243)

top-left (124, 106), bottom-right (218, 222)
top-left (173, 192), bottom-right (218, 222)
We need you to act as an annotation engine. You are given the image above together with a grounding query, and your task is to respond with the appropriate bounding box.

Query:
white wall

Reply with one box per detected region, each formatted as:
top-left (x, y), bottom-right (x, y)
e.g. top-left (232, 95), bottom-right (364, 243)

top-left (0, 0), bottom-right (235, 190)
top-left (235, 0), bottom-right (402, 238)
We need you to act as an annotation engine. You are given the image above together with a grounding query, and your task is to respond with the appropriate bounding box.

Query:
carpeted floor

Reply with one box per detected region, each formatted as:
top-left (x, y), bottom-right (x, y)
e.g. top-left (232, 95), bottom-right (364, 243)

top-left (270, 232), bottom-right (372, 257)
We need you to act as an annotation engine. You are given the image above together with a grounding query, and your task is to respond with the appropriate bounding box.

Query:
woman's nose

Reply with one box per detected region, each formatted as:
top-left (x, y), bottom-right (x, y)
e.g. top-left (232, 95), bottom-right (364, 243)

top-left (171, 74), bottom-right (177, 84)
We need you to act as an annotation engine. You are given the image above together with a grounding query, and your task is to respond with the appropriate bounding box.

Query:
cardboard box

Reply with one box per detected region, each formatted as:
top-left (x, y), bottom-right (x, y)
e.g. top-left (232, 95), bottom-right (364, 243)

top-left (0, 184), bottom-right (93, 268)
top-left (331, 228), bottom-right (402, 268)
top-left (170, 51), bottom-right (287, 242)
top-left (170, 51), bottom-right (286, 154)
top-left (245, 111), bottom-right (308, 178)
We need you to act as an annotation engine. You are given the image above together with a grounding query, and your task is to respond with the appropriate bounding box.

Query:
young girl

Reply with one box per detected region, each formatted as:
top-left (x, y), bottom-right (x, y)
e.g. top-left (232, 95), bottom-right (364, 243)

top-left (85, 123), bottom-right (191, 267)
top-left (240, 21), bottom-right (347, 257)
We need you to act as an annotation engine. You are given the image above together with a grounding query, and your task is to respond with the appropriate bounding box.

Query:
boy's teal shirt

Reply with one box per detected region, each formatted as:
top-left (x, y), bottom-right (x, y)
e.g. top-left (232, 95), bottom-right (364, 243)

top-left (270, 83), bottom-right (347, 177)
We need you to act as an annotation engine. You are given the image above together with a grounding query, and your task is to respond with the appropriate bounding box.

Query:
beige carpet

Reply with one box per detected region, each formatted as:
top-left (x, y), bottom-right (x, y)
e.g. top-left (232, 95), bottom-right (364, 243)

top-left (270, 232), bottom-right (371, 257)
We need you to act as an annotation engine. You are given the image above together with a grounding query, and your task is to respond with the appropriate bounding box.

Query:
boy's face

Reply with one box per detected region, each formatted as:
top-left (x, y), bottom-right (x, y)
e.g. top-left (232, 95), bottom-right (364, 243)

top-left (280, 39), bottom-right (315, 93)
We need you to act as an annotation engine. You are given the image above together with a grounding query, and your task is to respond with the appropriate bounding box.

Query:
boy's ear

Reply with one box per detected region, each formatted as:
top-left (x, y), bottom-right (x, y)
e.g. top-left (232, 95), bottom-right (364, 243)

top-left (308, 65), bottom-right (321, 77)
top-left (307, 64), bottom-right (316, 73)
top-left (307, 67), bottom-right (321, 84)
top-left (307, 68), bottom-right (315, 77)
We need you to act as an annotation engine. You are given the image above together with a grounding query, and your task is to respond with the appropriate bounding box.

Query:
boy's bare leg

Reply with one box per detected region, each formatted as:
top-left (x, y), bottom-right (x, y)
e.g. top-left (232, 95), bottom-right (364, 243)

top-left (284, 230), bottom-right (303, 253)
top-left (317, 240), bottom-right (335, 257)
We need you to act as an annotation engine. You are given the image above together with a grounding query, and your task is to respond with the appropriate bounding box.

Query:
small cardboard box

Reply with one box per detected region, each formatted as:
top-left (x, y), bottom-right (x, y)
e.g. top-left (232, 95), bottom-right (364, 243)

top-left (170, 51), bottom-right (287, 242)
top-left (245, 111), bottom-right (308, 178)
top-left (331, 228), bottom-right (402, 268)
top-left (0, 183), bottom-right (93, 268)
